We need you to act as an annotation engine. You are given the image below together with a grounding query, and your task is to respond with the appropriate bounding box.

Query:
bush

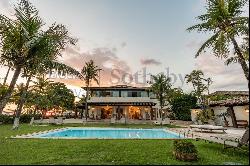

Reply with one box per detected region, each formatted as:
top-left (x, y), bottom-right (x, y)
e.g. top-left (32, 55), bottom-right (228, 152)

top-left (170, 94), bottom-right (197, 121)
top-left (20, 114), bottom-right (42, 122)
top-left (173, 140), bottom-right (198, 161)
top-left (0, 114), bottom-right (42, 124)
top-left (0, 114), bottom-right (14, 124)
top-left (196, 109), bottom-right (216, 124)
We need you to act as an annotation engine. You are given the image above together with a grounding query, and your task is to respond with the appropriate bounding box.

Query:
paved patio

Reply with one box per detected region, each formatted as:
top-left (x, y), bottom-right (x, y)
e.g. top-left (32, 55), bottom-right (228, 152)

top-left (169, 127), bottom-right (246, 140)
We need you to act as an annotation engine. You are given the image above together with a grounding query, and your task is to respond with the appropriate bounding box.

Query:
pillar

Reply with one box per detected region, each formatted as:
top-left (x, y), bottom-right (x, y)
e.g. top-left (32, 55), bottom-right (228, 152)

top-left (227, 106), bottom-right (238, 128)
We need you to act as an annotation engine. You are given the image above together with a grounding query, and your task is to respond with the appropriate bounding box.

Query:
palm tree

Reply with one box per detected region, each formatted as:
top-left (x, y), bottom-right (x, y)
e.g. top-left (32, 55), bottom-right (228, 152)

top-left (0, 0), bottom-right (77, 114)
top-left (12, 60), bottom-right (80, 129)
top-left (79, 60), bottom-right (101, 120)
top-left (2, 66), bottom-right (11, 86)
top-left (187, 0), bottom-right (249, 87)
top-left (149, 73), bottom-right (172, 121)
top-left (29, 76), bottom-right (54, 118)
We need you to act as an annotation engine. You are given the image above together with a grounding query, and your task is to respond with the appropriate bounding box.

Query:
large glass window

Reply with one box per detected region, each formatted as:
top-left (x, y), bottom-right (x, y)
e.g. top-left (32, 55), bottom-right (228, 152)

top-left (149, 92), bottom-right (156, 98)
top-left (92, 90), bottom-right (149, 97)
top-left (141, 91), bottom-right (148, 97)
top-left (112, 91), bottom-right (119, 97)
top-left (121, 91), bottom-right (128, 97)
top-left (126, 91), bottom-right (144, 97)
top-left (95, 90), bottom-right (120, 97)
top-left (132, 92), bottom-right (141, 97)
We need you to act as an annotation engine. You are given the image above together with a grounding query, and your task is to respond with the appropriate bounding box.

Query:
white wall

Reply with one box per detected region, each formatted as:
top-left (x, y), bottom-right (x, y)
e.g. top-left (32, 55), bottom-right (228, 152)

top-left (234, 106), bottom-right (249, 122)
top-left (212, 105), bottom-right (249, 127)
top-left (190, 109), bottom-right (202, 122)
top-left (212, 106), bottom-right (233, 126)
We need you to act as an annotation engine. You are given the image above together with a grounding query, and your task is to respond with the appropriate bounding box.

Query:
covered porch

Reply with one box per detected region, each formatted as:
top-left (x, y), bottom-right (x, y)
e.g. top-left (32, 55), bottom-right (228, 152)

top-left (86, 97), bottom-right (157, 120)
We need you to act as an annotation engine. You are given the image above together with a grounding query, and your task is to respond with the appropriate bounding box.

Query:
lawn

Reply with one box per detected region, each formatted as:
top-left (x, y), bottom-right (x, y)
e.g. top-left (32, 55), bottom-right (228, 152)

top-left (0, 124), bottom-right (249, 165)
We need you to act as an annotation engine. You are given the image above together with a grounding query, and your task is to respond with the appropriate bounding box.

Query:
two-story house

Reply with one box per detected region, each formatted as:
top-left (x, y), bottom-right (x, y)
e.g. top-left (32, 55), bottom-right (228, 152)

top-left (85, 85), bottom-right (159, 120)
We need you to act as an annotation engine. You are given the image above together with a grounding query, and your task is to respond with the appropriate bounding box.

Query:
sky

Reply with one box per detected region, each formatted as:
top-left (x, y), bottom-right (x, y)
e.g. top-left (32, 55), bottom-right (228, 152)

top-left (0, 0), bottom-right (249, 98)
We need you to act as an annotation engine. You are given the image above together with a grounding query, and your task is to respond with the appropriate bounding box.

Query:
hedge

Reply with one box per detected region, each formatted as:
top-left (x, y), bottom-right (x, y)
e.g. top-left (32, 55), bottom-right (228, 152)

top-left (0, 114), bottom-right (42, 124)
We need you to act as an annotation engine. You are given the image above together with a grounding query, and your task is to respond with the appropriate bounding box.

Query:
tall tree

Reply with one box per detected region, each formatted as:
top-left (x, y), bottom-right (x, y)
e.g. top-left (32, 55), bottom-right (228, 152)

top-left (185, 70), bottom-right (212, 110)
top-left (79, 60), bottom-right (101, 119)
top-left (187, 0), bottom-right (249, 88)
top-left (149, 73), bottom-right (172, 120)
top-left (0, 0), bottom-right (77, 114)
top-left (12, 60), bottom-right (80, 129)
top-left (2, 67), bottom-right (11, 85)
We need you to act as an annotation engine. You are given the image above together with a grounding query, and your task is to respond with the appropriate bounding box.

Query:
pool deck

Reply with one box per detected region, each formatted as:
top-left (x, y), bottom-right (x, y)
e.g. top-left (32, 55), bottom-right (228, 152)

top-left (168, 127), bottom-right (246, 140)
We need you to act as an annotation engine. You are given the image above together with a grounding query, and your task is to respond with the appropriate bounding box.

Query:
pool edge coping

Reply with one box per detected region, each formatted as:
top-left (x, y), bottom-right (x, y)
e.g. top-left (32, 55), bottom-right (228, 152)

top-left (10, 127), bottom-right (186, 140)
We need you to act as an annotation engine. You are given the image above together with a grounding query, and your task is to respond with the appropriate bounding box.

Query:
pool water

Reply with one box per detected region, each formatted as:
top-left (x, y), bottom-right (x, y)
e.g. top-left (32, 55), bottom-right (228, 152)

top-left (33, 128), bottom-right (183, 139)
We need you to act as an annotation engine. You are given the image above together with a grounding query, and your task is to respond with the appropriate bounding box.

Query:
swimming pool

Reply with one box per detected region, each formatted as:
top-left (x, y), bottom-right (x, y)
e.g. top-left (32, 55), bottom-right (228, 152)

top-left (29, 127), bottom-right (184, 139)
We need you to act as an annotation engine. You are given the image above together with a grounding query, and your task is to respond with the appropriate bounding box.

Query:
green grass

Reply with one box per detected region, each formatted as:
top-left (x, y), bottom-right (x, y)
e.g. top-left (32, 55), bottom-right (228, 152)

top-left (0, 124), bottom-right (249, 165)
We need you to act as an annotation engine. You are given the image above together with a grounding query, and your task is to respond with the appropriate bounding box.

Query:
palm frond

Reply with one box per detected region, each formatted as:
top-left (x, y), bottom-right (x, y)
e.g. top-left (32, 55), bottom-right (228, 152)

top-left (195, 31), bottom-right (220, 57)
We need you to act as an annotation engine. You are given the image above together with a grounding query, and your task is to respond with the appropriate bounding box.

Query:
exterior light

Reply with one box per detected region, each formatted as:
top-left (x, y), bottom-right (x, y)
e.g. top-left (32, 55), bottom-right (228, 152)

top-left (245, 107), bottom-right (249, 113)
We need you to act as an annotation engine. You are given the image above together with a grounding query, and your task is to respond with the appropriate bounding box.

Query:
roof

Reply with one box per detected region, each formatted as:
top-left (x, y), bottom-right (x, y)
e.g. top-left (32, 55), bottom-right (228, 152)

top-left (209, 97), bottom-right (249, 107)
top-left (209, 91), bottom-right (249, 107)
top-left (210, 91), bottom-right (249, 96)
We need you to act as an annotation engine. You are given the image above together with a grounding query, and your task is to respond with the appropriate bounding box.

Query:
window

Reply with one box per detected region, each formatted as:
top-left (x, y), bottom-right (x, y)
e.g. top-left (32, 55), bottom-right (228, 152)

top-left (121, 91), bottom-right (128, 97)
top-left (132, 91), bottom-right (137, 97)
top-left (149, 92), bottom-right (156, 98)
top-left (141, 91), bottom-right (148, 97)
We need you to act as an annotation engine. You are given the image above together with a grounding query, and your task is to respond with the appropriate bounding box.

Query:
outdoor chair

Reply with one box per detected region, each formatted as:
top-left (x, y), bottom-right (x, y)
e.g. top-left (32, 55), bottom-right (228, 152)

top-left (34, 118), bottom-right (43, 124)
top-left (57, 117), bottom-right (64, 125)
top-left (162, 118), bottom-right (171, 125)
top-left (190, 124), bottom-right (227, 133)
top-left (29, 117), bottom-right (34, 125)
top-left (153, 118), bottom-right (162, 125)
top-left (236, 120), bottom-right (248, 129)
top-left (49, 117), bottom-right (56, 124)
top-left (110, 117), bottom-right (116, 124)
top-left (119, 117), bottom-right (125, 123)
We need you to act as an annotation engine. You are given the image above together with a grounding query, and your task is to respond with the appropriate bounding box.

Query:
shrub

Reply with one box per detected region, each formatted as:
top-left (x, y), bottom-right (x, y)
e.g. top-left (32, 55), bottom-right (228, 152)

top-left (20, 114), bottom-right (43, 123)
top-left (0, 114), bottom-right (42, 124)
top-left (19, 114), bottom-right (33, 123)
top-left (0, 114), bottom-right (14, 124)
top-left (196, 109), bottom-right (216, 124)
top-left (170, 94), bottom-right (197, 121)
top-left (173, 140), bottom-right (198, 161)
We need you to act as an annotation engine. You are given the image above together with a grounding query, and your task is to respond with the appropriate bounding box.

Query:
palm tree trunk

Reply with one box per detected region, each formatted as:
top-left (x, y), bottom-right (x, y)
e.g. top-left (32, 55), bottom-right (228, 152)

top-left (84, 84), bottom-right (89, 120)
top-left (0, 66), bottom-right (22, 114)
top-left (118, 106), bottom-right (121, 120)
top-left (231, 37), bottom-right (249, 88)
top-left (3, 66), bottom-right (11, 85)
top-left (12, 76), bottom-right (32, 130)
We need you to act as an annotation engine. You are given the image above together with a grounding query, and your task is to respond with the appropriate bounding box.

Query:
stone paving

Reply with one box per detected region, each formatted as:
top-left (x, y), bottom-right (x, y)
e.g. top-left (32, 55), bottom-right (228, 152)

top-left (168, 127), bottom-right (246, 140)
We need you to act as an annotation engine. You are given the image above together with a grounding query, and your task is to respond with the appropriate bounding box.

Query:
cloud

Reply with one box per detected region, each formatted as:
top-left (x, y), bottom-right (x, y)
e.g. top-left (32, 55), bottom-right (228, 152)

top-left (140, 58), bottom-right (161, 66)
top-left (121, 42), bottom-right (127, 48)
top-left (0, 0), bottom-right (10, 8)
top-left (0, 0), bottom-right (15, 18)
top-left (51, 47), bottom-right (132, 87)
top-left (186, 40), bottom-right (203, 50)
top-left (195, 54), bottom-right (248, 92)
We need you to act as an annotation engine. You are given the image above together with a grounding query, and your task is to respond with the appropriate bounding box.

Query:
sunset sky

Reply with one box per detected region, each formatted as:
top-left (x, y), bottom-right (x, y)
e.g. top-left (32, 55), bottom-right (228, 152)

top-left (0, 0), bottom-right (248, 97)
